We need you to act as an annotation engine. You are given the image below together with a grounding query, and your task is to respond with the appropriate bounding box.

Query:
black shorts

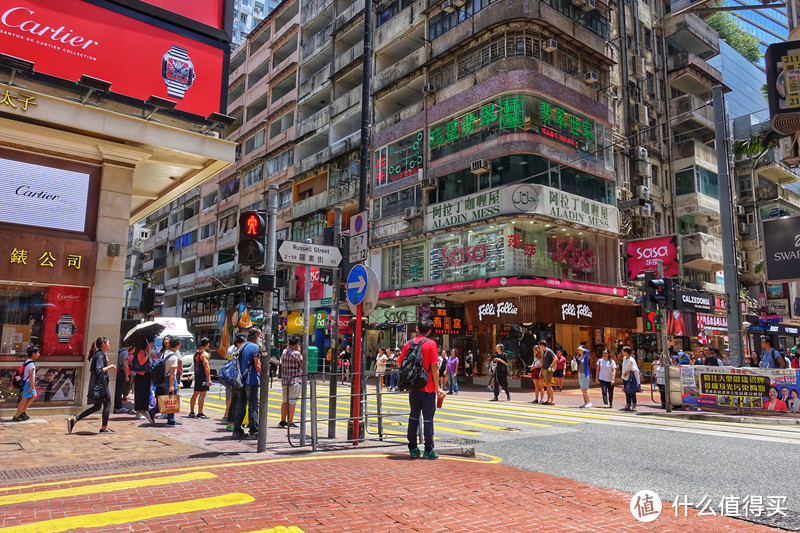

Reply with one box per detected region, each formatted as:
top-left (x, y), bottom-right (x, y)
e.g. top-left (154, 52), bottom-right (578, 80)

top-left (553, 369), bottom-right (564, 378)
top-left (194, 381), bottom-right (210, 392)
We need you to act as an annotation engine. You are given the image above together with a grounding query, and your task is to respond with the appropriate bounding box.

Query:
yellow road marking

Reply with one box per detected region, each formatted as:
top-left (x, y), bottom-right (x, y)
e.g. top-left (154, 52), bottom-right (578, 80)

top-left (248, 528), bottom-right (305, 533)
top-left (376, 397), bottom-right (582, 425)
top-left (475, 452), bottom-right (503, 463)
top-left (435, 411), bottom-right (551, 428)
top-left (0, 472), bottom-right (216, 507)
top-left (0, 492), bottom-right (253, 533)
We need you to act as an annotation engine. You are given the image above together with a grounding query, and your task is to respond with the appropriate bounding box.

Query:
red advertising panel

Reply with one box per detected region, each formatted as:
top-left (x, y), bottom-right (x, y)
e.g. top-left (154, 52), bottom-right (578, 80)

top-left (626, 235), bottom-right (679, 280)
top-left (0, 0), bottom-right (226, 117)
top-left (138, 0), bottom-right (225, 30)
top-left (41, 286), bottom-right (89, 357)
top-left (295, 266), bottom-right (324, 301)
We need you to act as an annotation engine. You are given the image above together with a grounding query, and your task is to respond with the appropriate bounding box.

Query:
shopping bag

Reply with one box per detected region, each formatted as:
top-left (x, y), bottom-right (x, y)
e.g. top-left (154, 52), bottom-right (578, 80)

top-left (157, 393), bottom-right (181, 414)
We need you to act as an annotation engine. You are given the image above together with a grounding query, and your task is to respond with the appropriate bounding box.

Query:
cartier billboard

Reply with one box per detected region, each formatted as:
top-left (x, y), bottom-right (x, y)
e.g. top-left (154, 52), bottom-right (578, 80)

top-left (0, 0), bottom-right (228, 117)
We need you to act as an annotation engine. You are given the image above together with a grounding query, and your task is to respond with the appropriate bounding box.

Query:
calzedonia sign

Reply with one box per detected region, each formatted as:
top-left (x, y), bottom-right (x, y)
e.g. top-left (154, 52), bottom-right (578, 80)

top-left (426, 183), bottom-right (618, 233)
top-left (675, 289), bottom-right (713, 313)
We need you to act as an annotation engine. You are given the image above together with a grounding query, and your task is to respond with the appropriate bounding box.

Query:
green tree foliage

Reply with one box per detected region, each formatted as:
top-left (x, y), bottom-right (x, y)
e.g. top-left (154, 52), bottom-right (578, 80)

top-left (706, 11), bottom-right (763, 64)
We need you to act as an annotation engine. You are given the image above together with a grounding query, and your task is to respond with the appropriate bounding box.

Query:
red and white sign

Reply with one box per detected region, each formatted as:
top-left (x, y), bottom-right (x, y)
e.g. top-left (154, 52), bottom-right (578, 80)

top-left (626, 235), bottom-right (679, 280)
top-left (41, 286), bottom-right (89, 357)
top-left (1, 0), bottom-right (226, 117)
top-left (295, 266), bottom-right (324, 301)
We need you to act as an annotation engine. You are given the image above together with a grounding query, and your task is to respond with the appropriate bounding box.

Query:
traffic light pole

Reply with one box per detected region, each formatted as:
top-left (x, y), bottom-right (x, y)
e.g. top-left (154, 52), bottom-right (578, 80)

top-left (713, 86), bottom-right (744, 367)
top-left (257, 184), bottom-right (278, 453)
top-left (328, 207), bottom-right (342, 439)
top-left (658, 260), bottom-right (672, 413)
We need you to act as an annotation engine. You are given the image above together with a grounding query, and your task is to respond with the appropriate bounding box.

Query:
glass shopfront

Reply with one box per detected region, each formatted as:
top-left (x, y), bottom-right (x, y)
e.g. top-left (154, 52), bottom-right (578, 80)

top-left (0, 283), bottom-right (88, 407)
top-left (381, 220), bottom-right (618, 290)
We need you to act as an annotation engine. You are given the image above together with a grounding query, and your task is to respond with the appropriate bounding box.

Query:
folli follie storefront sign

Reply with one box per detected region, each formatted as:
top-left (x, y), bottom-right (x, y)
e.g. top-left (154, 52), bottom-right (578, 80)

top-left (466, 296), bottom-right (636, 329)
top-left (0, 228), bottom-right (97, 286)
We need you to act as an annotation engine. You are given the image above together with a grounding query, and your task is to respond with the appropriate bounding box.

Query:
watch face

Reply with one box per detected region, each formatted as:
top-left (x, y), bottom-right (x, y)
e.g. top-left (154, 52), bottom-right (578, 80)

top-left (165, 57), bottom-right (192, 84)
top-left (58, 323), bottom-right (72, 335)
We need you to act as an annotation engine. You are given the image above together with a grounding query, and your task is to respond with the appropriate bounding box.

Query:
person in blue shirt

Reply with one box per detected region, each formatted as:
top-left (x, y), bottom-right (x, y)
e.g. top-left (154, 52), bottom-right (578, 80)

top-left (677, 351), bottom-right (690, 365)
top-left (760, 337), bottom-right (787, 369)
top-left (232, 328), bottom-right (262, 440)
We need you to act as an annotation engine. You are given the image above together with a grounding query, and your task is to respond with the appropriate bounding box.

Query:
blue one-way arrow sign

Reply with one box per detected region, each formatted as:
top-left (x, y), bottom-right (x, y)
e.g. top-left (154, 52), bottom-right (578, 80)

top-left (346, 264), bottom-right (368, 306)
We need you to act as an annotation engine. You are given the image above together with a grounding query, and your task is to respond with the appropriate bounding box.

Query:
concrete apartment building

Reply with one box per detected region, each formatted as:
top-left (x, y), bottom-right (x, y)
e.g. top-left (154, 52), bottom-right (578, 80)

top-left (131, 0), bottom-right (300, 341)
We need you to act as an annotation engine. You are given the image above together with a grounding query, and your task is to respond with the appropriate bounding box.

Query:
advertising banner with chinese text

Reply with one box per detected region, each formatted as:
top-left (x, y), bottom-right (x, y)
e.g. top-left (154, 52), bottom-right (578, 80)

top-left (41, 286), bottom-right (89, 356)
top-left (680, 366), bottom-right (800, 415)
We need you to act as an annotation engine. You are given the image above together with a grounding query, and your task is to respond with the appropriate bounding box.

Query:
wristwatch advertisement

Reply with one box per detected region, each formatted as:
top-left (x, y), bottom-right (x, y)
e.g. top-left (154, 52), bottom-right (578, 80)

top-left (56, 314), bottom-right (78, 344)
top-left (161, 45), bottom-right (196, 100)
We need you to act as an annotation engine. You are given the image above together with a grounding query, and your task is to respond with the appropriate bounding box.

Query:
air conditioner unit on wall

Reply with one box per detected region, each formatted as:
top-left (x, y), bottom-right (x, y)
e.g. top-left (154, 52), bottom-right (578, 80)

top-left (581, 0), bottom-right (596, 11)
top-left (640, 203), bottom-right (652, 217)
top-left (738, 222), bottom-right (749, 234)
top-left (423, 83), bottom-right (435, 93)
top-left (637, 185), bottom-right (651, 200)
top-left (633, 146), bottom-right (648, 161)
top-left (313, 213), bottom-right (326, 222)
top-left (543, 39), bottom-right (558, 53)
top-left (630, 55), bottom-right (646, 80)
top-left (138, 228), bottom-right (151, 241)
top-left (470, 160), bottom-right (490, 174)
top-left (636, 103), bottom-right (649, 126)
top-left (442, 0), bottom-right (456, 12)
top-left (634, 160), bottom-right (650, 177)
top-left (404, 207), bottom-right (422, 220)
top-left (584, 71), bottom-right (599, 85)
top-left (452, 0), bottom-right (466, 6)
top-left (421, 177), bottom-right (438, 190)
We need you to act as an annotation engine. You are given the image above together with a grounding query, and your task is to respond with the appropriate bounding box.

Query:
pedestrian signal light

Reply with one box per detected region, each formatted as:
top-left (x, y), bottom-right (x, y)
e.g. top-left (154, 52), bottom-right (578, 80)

top-left (238, 210), bottom-right (266, 268)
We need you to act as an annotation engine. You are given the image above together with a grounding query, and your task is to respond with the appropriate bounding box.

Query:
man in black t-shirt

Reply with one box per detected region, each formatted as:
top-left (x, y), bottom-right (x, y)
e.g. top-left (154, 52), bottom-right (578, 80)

top-left (539, 340), bottom-right (556, 405)
top-left (490, 344), bottom-right (510, 401)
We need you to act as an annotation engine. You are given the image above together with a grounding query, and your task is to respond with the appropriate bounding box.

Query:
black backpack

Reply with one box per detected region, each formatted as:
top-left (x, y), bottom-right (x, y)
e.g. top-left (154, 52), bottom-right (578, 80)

top-left (399, 338), bottom-right (430, 391)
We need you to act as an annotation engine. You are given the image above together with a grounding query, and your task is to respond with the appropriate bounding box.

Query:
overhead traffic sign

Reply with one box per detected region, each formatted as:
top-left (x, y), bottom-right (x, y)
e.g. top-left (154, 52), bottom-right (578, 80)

top-left (277, 240), bottom-right (342, 268)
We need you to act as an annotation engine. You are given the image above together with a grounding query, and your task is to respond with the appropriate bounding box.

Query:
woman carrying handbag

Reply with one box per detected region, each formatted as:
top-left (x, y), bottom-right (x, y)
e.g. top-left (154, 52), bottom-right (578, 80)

top-left (68, 337), bottom-right (116, 434)
top-left (621, 346), bottom-right (640, 412)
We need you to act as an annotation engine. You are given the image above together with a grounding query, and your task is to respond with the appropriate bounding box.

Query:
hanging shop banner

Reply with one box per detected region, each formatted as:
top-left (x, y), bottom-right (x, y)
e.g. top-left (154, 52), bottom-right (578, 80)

top-left (0, 0), bottom-right (228, 117)
top-left (765, 40), bottom-right (800, 135)
top-left (680, 366), bottom-right (800, 414)
top-left (696, 313), bottom-right (728, 334)
top-left (287, 312), bottom-right (305, 335)
top-left (41, 286), bottom-right (89, 357)
top-left (295, 266), bottom-right (324, 301)
top-left (625, 235), bottom-right (679, 280)
top-left (425, 184), bottom-right (617, 233)
top-left (675, 289), bottom-right (714, 313)
top-left (762, 215), bottom-right (800, 282)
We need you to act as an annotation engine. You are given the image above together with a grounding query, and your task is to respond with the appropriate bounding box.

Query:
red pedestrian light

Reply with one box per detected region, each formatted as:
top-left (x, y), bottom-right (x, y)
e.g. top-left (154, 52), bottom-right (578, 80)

top-left (245, 214), bottom-right (262, 236)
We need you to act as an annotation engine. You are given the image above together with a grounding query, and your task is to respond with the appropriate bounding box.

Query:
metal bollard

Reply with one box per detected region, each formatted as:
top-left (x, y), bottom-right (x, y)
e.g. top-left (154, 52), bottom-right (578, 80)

top-left (376, 376), bottom-right (383, 441)
top-left (310, 374), bottom-right (318, 452)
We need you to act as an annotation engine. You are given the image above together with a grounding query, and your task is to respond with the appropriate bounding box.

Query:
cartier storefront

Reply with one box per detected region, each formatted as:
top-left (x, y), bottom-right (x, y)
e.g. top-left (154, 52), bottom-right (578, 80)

top-left (0, 152), bottom-right (101, 410)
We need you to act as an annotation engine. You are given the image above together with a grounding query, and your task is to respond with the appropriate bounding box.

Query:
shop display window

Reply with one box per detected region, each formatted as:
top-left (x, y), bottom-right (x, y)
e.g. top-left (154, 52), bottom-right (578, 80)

top-left (0, 283), bottom-right (87, 406)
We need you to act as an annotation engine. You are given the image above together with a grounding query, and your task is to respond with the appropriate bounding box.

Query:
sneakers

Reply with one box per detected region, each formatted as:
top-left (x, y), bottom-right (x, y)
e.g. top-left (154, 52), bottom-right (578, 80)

top-left (409, 447), bottom-right (421, 458)
top-left (584, 402), bottom-right (592, 408)
top-left (422, 450), bottom-right (439, 460)
top-left (67, 417), bottom-right (75, 434)
top-left (113, 408), bottom-right (130, 414)
top-left (531, 399), bottom-right (539, 404)
top-left (11, 415), bottom-right (24, 422)
top-left (21, 412), bottom-right (30, 421)
top-left (144, 412), bottom-right (155, 424)
top-left (135, 413), bottom-right (145, 420)
top-left (99, 428), bottom-right (115, 434)
top-left (196, 413), bottom-right (209, 419)
top-left (603, 404), bottom-right (609, 409)
top-left (278, 420), bottom-right (287, 428)
top-left (489, 397), bottom-right (499, 402)
top-left (220, 417), bottom-right (228, 424)
top-left (187, 412), bottom-right (196, 418)
top-left (166, 420), bottom-right (182, 426)
top-left (288, 422), bottom-right (298, 428)
top-left (506, 393), bottom-right (511, 401)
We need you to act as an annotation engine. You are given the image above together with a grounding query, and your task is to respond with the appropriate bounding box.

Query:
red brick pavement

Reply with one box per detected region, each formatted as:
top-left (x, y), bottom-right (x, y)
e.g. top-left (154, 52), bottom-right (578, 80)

top-left (0, 454), bottom-right (783, 532)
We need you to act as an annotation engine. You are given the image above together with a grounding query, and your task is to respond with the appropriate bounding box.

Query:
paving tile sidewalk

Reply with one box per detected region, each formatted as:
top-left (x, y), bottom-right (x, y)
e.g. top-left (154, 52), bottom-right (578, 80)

top-left (0, 454), bottom-right (784, 532)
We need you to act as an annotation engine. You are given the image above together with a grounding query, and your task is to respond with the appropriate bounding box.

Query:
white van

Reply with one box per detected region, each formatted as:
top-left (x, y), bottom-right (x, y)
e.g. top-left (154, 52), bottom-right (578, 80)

top-left (153, 317), bottom-right (196, 389)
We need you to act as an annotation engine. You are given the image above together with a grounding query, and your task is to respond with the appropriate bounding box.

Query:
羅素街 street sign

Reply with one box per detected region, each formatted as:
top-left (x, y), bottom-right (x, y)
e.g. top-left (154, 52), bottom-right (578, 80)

top-left (277, 240), bottom-right (342, 268)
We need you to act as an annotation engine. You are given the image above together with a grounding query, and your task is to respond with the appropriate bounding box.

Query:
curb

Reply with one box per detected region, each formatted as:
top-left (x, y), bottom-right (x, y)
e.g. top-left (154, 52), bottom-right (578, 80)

top-left (436, 446), bottom-right (476, 458)
top-left (653, 412), bottom-right (800, 426)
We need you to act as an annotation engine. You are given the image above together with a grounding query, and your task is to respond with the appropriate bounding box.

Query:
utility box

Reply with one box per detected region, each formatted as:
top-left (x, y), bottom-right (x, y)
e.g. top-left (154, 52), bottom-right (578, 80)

top-left (308, 346), bottom-right (319, 373)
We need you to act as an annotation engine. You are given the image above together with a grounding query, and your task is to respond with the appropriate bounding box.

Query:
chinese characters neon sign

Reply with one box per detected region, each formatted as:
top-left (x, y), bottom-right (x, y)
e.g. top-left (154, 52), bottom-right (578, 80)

top-left (429, 96), bottom-right (525, 149)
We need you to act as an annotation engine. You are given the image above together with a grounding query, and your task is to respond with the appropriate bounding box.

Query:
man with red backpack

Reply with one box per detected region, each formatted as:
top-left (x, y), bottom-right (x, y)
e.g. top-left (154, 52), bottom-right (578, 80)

top-left (398, 317), bottom-right (446, 459)
top-left (12, 346), bottom-right (40, 421)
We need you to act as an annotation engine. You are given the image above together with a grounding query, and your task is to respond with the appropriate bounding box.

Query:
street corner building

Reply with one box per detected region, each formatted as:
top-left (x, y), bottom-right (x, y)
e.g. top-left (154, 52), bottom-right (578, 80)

top-left (0, 0), bottom-right (235, 416)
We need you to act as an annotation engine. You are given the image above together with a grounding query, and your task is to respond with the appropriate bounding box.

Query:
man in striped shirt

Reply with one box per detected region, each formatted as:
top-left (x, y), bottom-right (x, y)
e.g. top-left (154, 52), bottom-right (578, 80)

top-left (279, 336), bottom-right (303, 429)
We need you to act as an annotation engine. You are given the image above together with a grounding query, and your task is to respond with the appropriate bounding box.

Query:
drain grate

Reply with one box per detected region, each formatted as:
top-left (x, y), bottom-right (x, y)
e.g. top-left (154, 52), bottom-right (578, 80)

top-left (499, 427), bottom-right (521, 432)
top-left (438, 438), bottom-right (483, 445)
top-left (0, 443), bottom-right (23, 452)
